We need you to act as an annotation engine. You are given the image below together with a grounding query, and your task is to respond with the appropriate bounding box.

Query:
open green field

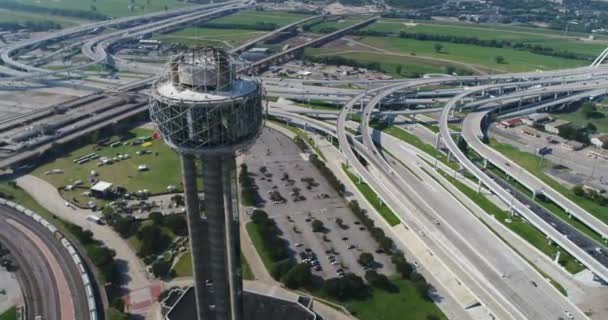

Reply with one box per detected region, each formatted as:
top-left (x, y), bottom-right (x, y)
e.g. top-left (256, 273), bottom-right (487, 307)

top-left (210, 10), bottom-right (312, 28)
top-left (0, 307), bottom-right (16, 320)
top-left (308, 17), bottom-right (365, 33)
top-left (489, 139), bottom-right (608, 224)
top-left (437, 170), bottom-right (585, 274)
top-left (0, 8), bottom-right (86, 26)
top-left (32, 128), bottom-right (181, 205)
top-left (153, 27), bottom-right (265, 48)
top-left (358, 36), bottom-right (586, 73)
top-left (14, 0), bottom-right (190, 18)
top-left (551, 108), bottom-right (608, 134)
top-left (172, 250), bottom-right (254, 280)
top-left (343, 166), bottom-right (400, 226)
top-left (363, 19), bottom-right (607, 57)
top-left (346, 276), bottom-right (446, 320)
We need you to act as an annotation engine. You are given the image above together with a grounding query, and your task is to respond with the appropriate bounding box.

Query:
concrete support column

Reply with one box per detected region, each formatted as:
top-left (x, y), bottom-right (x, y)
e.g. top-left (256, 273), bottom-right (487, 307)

top-left (181, 155), bottom-right (212, 320)
top-left (221, 156), bottom-right (243, 320)
top-left (483, 158), bottom-right (488, 168)
top-left (477, 180), bottom-right (483, 194)
top-left (202, 156), bottom-right (231, 320)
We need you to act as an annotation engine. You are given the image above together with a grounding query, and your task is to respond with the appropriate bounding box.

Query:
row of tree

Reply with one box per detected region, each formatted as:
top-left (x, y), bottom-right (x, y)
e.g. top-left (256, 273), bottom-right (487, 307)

top-left (347, 29), bottom-right (593, 61)
top-left (239, 163), bottom-right (262, 206)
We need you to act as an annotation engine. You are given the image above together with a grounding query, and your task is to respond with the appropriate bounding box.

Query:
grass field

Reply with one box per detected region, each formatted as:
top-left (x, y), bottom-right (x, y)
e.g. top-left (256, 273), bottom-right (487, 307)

top-left (489, 139), bottom-right (608, 224)
top-left (308, 17), bottom-right (365, 33)
top-left (32, 128), bottom-right (182, 205)
top-left (551, 108), bottom-right (608, 133)
top-left (0, 307), bottom-right (16, 320)
top-left (347, 276), bottom-right (446, 320)
top-left (153, 27), bottom-right (265, 48)
top-left (342, 166), bottom-right (401, 226)
top-left (210, 10), bottom-right (312, 28)
top-left (358, 36), bottom-right (586, 73)
top-left (14, 0), bottom-right (190, 18)
top-left (437, 170), bottom-right (585, 274)
top-left (363, 19), bottom-right (607, 57)
top-left (172, 251), bottom-right (254, 280)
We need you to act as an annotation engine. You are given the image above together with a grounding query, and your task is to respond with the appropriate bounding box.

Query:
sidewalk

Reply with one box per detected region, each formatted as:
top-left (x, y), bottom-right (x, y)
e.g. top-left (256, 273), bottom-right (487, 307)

top-left (15, 174), bottom-right (157, 318)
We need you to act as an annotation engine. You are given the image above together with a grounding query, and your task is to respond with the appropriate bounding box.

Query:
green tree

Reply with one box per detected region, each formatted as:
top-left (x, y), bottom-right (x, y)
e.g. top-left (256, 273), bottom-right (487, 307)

top-left (149, 211), bottom-right (163, 225)
top-left (112, 216), bottom-right (139, 238)
top-left (151, 259), bottom-right (172, 278)
top-left (358, 252), bottom-right (374, 267)
top-left (494, 55), bottom-right (505, 64)
top-left (281, 263), bottom-right (312, 289)
top-left (433, 43), bottom-right (443, 53)
top-left (164, 214), bottom-right (188, 236)
top-left (312, 219), bottom-right (325, 232)
top-left (396, 65), bottom-right (403, 75)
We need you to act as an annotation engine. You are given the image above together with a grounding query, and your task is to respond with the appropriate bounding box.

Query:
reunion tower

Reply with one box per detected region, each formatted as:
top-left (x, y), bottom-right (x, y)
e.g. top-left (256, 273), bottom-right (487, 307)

top-left (149, 47), bottom-right (263, 320)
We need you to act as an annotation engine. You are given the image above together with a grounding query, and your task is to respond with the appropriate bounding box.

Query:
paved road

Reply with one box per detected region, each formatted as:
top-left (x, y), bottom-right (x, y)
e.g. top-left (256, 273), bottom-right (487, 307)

top-left (464, 107), bottom-right (608, 238)
top-left (0, 206), bottom-right (89, 320)
top-left (16, 175), bottom-right (151, 292)
top-left (438, 83), bottom-right (608, 282)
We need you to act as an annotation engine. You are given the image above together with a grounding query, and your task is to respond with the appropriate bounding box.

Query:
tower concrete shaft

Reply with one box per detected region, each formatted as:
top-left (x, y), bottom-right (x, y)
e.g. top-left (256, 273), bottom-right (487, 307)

top-left (180, 154), bottom-right (243, 320)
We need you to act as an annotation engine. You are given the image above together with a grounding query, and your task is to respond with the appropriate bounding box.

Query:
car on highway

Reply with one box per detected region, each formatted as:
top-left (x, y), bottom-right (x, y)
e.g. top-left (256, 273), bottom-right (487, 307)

top-left (563, 310), bottom-right (574, 319)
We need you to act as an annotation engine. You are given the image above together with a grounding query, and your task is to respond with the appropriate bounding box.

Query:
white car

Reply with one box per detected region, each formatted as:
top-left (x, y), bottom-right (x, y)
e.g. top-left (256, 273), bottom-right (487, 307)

top-left (564, 311), bottom-right (574, 319)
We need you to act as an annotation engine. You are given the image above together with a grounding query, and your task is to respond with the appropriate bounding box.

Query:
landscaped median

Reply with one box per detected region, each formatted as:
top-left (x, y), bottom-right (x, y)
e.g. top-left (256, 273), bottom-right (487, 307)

top-left (342, 165), bottom-right (401, 226)
top-left (433, 169), bottom-right (585, 275)
top-left (489, 138), bottom-right (608, 225)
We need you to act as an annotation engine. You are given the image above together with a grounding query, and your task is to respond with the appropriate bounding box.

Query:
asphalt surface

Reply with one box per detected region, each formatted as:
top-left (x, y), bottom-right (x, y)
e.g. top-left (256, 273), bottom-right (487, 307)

top-left (0, 206), bottom-right (89, 320)
top-left (242, 128), bottom-right (394, 279)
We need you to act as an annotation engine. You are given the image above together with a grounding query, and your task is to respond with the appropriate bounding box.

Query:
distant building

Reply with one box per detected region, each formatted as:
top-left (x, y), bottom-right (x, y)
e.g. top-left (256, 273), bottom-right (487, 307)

top-left (139, 39), bottom-right (161, 50)
top-left (544, 119), bottom-right (571, 134)
top-left (522, 113), bottom-right (551, 126)
top-left (562, 140), bottom-right (586, 151)
top-left (591, 134), bottom-right (608, 149)
top-left (90, 181), bottom-right (113, 198)
top-left (499, 117), bottom-right (523, 128)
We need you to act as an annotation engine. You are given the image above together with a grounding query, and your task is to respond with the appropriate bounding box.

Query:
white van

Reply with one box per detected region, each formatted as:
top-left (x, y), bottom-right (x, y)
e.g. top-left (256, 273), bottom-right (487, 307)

top-left (86, 215), bottom-right (103, 225)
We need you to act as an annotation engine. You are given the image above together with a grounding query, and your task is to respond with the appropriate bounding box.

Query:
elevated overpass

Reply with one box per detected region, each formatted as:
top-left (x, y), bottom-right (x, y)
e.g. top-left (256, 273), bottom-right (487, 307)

top-left (244, 16), bottom-right (379, 74)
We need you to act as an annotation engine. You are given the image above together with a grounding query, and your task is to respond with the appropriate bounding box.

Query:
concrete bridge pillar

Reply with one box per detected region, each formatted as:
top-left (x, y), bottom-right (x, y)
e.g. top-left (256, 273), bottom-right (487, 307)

top-left (477, 180), bottom-right (483, 194)
top-left (554, 250), bottom-right (561, 264)
top-left (483, 158), bottom-right (488, 168)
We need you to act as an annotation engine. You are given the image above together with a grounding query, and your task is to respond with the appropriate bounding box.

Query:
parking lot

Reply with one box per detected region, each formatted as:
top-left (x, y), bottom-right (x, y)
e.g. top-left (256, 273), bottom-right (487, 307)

top-left (242, 127), bottom-right (394, 279)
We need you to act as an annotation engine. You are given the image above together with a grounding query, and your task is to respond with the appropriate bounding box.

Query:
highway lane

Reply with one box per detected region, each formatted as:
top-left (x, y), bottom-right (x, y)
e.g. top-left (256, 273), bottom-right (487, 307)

top-left (0, 206), bottom-right (91, 320)
top-left (438, 81), bottom-right (608, 282)
top-left (339, 85), bottom-right (590, 319)
top-left (461, 94), bottom-right (608, 241)
top-left (0, 1), bottom-right (243, 80)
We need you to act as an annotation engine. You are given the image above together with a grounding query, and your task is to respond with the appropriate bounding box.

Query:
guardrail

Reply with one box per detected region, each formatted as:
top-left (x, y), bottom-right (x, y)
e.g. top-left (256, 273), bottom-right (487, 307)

top-left (0, 199), bottom-right (98, 320)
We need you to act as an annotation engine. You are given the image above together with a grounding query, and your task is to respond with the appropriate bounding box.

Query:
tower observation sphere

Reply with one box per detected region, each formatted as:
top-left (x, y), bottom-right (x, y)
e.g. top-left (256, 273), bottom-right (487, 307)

top-left (149, 47), bottom-right (263, 320)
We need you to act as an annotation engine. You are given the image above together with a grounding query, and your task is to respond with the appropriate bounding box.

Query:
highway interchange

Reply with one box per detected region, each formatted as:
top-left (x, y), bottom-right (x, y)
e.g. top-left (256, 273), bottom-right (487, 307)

top-left (1, 1), bottom-right (608, 319)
